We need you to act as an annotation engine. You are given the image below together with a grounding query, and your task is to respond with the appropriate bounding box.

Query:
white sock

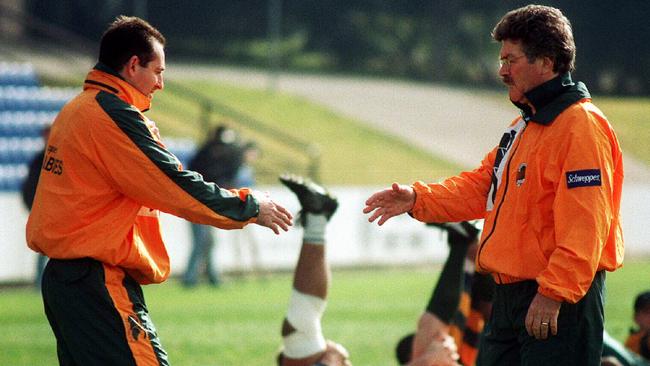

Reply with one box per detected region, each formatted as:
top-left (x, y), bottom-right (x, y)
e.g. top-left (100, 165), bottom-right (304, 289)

top-left (303, 213), bottom-right (327, 245)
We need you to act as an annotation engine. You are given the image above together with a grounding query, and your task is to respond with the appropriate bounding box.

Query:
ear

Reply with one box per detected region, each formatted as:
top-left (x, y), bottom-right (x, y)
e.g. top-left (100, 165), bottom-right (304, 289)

top-left (121, 55), bottom-right (141, 78)
top-left (539, 56), bottom-right (555, 75)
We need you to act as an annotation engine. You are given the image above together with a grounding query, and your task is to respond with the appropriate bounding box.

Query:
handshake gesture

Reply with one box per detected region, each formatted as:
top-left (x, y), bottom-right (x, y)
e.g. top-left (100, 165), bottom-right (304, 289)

top-left (363, 183), bottom-right (416, 225)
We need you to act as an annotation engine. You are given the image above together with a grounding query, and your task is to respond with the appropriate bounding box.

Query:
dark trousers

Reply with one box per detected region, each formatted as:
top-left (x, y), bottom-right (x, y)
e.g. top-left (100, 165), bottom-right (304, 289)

top-left (477, 271), bottom-right (605, 366)
top-left (42, 258), bottom-right (169, 366)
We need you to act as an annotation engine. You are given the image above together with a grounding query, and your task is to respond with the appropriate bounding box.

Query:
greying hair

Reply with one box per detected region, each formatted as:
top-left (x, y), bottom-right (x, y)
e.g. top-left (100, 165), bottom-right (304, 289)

top-left (492, 5), bottom-right (575, 74)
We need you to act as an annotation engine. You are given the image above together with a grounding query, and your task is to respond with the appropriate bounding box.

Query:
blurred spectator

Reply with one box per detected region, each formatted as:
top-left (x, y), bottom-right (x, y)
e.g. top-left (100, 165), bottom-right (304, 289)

top-left (232, 141), bottom-right (264, 277)
top-left (20, 125), bottom-right (50, 289)
top-left (182, 125), bottom-right (243, 287)
top-left (234, 141), bottom-right (259, 188)
top-left (625, 291), bottom-right (650, 361)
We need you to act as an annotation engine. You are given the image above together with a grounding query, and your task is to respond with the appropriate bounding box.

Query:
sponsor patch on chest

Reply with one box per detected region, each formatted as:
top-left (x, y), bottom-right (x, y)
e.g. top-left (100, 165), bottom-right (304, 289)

top-left (566, 169), bottom-right (601, 188)
top-left (516, 163), bottom-right (527, 187)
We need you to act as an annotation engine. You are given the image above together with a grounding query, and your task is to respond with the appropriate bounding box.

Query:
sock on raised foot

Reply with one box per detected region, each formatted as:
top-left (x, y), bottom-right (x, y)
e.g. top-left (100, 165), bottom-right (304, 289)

top-left (303, 213), bottom-right (327, 245)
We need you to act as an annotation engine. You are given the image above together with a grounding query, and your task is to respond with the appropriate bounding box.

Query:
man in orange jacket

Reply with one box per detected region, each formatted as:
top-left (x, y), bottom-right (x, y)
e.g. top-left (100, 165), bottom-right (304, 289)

top-left (364, 5), bottom-right (623, 366)
top-left (26, 16), bottom-right (292, 366)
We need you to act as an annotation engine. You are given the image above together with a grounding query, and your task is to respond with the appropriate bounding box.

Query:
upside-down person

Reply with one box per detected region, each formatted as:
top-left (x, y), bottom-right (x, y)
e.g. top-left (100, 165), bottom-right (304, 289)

top-left (625, 291), bottom-right (650, 362)
top-left (396, 221), bottom-right (494, 366)
top-left (276, 175), bottom-right (351, 366)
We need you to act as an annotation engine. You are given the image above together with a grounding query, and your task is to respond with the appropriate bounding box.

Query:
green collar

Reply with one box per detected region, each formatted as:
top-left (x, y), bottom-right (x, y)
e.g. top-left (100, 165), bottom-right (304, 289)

top-left (93, 62), bottom-right (127, 81)
top-left (513, 73), bottom-right (591, 125)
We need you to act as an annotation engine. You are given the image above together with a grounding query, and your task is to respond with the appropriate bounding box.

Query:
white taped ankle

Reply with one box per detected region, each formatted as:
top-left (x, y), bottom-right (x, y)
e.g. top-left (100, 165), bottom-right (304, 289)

top-left (282, 330), bottom-right (326, 359)
top-left (283, 290), bottom-right (327, 358)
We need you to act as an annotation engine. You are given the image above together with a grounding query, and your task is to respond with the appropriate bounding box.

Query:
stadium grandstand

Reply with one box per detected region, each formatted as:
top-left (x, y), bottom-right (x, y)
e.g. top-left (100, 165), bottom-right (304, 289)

top-left (0, 61), bottom-right (197, 192)
top-left (0, 62), bottom-right (75, 191)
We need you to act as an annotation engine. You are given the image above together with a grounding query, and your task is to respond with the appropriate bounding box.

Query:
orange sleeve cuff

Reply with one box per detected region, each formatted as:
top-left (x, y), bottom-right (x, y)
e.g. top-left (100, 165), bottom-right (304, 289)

top-left (410, 181), bottom-right (432, 222)
top-left (537, 286), bottom-right (566, 303)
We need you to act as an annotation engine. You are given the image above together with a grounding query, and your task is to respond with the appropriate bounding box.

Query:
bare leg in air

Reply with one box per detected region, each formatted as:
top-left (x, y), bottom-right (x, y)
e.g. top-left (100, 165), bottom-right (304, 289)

top-left (277, 174), bottom-right (351, 366)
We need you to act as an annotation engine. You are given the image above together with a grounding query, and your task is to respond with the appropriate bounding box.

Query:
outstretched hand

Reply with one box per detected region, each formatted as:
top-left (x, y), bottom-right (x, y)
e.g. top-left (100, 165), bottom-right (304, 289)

top-left (363, 183), bottom-right (416, 226)
top-left (254, 191), bottom-right (293, 234)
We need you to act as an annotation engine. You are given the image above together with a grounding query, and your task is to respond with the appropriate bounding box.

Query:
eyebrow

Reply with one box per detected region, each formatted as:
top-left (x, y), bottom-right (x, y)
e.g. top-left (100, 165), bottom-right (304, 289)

top-left (500, 53), bottom-right (525, 60)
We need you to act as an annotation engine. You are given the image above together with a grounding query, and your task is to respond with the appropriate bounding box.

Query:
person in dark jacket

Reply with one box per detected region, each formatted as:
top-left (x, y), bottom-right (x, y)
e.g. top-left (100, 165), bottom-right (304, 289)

top-left (182, 125), bottom-right (244, 287)
top-left (21, 125), bottom-right (50, 288)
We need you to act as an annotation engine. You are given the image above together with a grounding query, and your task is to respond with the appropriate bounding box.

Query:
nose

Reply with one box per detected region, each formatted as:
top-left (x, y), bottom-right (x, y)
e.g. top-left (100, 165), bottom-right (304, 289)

top-left (498, 63), bottom-right (509, 77)
top-left (156, 76), bottom-right (164, 91)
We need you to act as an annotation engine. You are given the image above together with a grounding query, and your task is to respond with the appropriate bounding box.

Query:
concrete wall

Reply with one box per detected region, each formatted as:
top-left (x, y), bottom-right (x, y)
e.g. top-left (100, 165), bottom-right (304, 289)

top-left (2, 184), bottom-right (649, 283)
top-left (1, 186), bottom-right (450, 283)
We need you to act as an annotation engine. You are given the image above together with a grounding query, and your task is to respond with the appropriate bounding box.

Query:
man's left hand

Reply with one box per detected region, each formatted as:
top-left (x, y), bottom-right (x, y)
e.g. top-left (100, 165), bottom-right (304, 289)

top-left (525, 292), bottom-right (561, 340)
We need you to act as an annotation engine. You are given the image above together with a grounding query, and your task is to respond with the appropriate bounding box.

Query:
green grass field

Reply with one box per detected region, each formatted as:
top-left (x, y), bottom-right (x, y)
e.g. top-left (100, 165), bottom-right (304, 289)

top-left (147, 80), bottom-right (462, 186)
top-left (40, 70), bottom-right (463, 186)
top-left (1, 260), bottom-right (648, 366)
top-left (597, 97), bottom-right (650, 167)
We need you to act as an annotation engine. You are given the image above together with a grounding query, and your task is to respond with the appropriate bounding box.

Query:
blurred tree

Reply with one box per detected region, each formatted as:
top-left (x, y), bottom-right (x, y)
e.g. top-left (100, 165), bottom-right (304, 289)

top-left (27, 0), bottom-right (131, 41)
top-left (20, 0), bottom-right (650, 95)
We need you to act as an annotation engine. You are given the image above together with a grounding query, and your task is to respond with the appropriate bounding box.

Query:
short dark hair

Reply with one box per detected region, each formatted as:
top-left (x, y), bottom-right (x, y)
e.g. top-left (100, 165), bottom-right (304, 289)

top-left (492, 5), bottom-right (575, 74)
top-left (98, 15), bottom-right (166, 72)
top-left (395, 333), bottom-right (415, 365)
top-left (634, 291), bottom-right (650, 313)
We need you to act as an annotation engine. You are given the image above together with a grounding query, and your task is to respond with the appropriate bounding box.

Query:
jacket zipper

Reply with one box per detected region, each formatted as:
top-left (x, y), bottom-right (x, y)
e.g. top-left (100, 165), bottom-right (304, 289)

top-left (476, 128), bottom-right (525, 276)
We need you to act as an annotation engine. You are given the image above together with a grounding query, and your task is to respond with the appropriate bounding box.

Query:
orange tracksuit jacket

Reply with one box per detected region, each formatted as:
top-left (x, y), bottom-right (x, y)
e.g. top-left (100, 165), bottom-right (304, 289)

top-left (26, 64), bottom-right (259, 284)
top-left (411, 73), bottom-right (624, 303)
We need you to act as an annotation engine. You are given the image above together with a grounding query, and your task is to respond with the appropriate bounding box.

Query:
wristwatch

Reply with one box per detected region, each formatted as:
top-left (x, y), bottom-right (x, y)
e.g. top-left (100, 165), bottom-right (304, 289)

top-left (312, 363), bottom-right (328, 366)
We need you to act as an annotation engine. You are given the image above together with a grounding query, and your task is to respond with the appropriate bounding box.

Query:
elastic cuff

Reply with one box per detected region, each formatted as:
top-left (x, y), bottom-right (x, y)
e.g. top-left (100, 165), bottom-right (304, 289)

top-left (409, 183), bottom-right (422, 219)
top-left (537, 286), bottom-right (565, 303)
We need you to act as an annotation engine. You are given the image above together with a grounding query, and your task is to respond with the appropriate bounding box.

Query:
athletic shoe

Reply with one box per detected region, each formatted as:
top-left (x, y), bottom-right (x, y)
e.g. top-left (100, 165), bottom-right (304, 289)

top-left (279, 174), bottom-right (338, 222)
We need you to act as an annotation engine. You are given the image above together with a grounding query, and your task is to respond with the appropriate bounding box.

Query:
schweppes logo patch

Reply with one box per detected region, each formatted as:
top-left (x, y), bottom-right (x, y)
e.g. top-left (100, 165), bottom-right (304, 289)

top-left (566, 169), bottom-right (601, 189)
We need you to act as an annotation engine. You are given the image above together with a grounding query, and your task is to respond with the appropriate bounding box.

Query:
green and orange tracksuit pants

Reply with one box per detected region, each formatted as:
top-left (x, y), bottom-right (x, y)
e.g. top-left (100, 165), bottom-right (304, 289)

top-left (41, 258), bottom-right (169, 366)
